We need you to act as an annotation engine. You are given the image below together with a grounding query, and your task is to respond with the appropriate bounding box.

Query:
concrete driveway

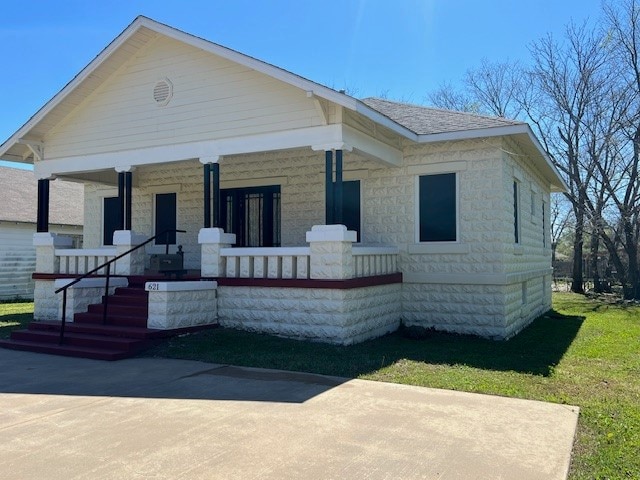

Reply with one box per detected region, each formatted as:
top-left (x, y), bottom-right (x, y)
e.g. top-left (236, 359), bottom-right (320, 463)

top-left (0, 349), bottom-right (579, 479)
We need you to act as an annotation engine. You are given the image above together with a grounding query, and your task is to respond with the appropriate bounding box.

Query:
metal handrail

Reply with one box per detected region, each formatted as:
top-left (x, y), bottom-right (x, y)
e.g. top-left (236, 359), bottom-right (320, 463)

top-left (54, 229), bottom-right (186, 345)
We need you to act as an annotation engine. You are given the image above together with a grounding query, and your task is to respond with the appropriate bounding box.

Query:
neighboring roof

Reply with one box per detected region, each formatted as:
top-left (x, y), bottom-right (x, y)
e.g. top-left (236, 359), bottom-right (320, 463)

top-left (362, 98), bottom-right (523, 135)
top-left (0, 166), bottom-right (83, 226)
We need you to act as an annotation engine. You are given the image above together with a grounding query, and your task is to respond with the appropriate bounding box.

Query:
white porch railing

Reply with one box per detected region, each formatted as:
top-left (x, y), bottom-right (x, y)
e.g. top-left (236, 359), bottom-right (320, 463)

top-left (353, 246), bottom-right (400, 278)
top-left (55, 248), bottom-right (117, 275)
top-left (220, 247), bottom-right (312, 279)
top-left (218, 245), bottom-right (400, 280)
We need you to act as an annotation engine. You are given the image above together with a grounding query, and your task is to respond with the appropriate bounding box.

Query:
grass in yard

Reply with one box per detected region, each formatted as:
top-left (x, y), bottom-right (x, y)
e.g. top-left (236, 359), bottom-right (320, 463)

top-left (0, 301), bottom-right (33, 339)
top-left (146, 293), bottom-right (640, 479)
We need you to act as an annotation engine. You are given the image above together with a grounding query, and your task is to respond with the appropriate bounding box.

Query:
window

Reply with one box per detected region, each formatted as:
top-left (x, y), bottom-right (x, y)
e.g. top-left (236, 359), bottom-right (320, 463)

top-left (531, 191), bottom-right (536, 216)
top-left (103, 196), bottom-right (120, 246)
top-left (155, 193), bottom-right (177, 245)
top-left (334, 180), bottom-right (361, 242)
top-left (542, 200), bottom-right (547, 248)
top-left (419, 173), bottom-right (456, 242)
top-left (513, 181), bottom-right (520, 244)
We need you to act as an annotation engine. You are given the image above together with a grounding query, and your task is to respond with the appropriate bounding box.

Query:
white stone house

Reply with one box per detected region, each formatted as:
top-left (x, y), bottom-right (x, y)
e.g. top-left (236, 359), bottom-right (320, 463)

top-left (0, 16), bottom-right (566, 343)
top-left (0, 166), bottom-right (83, 300)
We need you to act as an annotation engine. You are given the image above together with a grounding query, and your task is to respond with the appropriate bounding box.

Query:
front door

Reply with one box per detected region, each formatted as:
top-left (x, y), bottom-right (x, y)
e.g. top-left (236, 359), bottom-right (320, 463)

top-left (103, 196), bottom-right (120, 246)
top-left (221, 185), bottom-right (281, 247)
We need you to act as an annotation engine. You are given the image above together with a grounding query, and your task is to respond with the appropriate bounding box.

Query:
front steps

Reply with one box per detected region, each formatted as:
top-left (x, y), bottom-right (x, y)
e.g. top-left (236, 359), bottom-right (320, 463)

top-left (0, 279), bottom-right (208, 361)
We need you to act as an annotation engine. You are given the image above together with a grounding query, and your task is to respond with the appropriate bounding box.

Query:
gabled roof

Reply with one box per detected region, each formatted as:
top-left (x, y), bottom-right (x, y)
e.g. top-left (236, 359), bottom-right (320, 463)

top-left (0, 166), bottom-right (83, 226)
top-left (362, 98), bottom-right (523, 135)
top-left (0, 16), bottom-right (414, 163)
top-left (0, 16), bottom-right (566, 192)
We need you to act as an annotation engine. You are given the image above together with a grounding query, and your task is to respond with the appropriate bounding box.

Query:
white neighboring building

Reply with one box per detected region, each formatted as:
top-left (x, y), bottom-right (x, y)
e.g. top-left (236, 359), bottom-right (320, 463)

top-left (0, 16), bottom-right (566, 342)
top-left (0, 166), bottom-right (83, 300)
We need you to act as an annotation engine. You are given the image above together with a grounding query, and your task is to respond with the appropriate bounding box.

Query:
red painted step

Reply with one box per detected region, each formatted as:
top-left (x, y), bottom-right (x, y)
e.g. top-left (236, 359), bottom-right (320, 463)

top-left (105, 295), bottom-right (148, 307)
top-left (87, 303), bottom-right (148, 317)
top-left (29, 320), bottom-right (168, 339)
top-left (74, 312), bottom-right (148, 328)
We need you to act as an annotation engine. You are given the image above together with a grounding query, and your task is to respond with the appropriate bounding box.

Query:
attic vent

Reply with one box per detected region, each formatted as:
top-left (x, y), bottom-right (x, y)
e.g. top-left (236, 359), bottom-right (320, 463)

top-left (153, 78), bottom-right (173, 106)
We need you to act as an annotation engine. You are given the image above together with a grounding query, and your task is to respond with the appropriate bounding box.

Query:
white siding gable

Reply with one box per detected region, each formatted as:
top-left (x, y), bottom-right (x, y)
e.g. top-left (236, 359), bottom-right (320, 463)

top-left (45, 36), bottom-right (324, 159)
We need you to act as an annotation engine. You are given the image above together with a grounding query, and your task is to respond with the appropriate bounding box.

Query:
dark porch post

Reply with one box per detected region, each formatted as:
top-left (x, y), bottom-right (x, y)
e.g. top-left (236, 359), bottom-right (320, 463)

top-left (36, 178), bottom-right (50, 233)
top-left (116, 169), bottom-right (133, 230)
top-left (325, 150), bottom-right (334, 224)
top-left (203, 163), bottom-right (211, 228)
top-left (124, 171), bottom-right (132, 230)
top-left (117, 171), bottom-right (125, 230)
top-left (212, 163), bottom-right (221, 228)
top-left (334, 149), bottom-right (343, 224)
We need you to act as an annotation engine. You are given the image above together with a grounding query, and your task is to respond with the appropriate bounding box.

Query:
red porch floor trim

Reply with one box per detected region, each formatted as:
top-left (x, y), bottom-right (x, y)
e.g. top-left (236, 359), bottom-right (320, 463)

top-left (213, 273), bottom-right (402, 289)
top-left (33, 272), bottom-right (403, 289)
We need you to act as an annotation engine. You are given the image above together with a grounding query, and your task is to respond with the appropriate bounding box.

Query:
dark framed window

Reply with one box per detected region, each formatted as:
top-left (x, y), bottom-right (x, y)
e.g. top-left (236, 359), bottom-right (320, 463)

top-left (334, 180), bottom-right (361, 242)
top-left (155, 193), bottom-right (177, 245)
top-left (513, 181), bottom-right (520, 244)
top-left (221, 185), bottom-right (281, 247)
top-left (542, 200), bottom-right (546, 248)
top-left (103, 196), bottom-right (120, 246)
top-left (419, 173), bottom-right (456, 242)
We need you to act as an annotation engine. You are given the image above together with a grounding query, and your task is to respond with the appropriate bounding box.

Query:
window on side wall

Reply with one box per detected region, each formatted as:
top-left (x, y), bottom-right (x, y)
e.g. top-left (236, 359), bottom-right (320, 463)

top-left (513, 181), bottom-right (520, 244)
top-left (419, 173), bottom-right (457, 242)
top-left (542, 200), bottom-right (547, 248)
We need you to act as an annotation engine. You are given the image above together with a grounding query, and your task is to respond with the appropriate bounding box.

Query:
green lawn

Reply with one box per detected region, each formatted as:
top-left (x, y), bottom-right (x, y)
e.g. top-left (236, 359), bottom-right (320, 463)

top-left (0, 301), bottom-right (33, 339)
top-left (1, 294), bottom-right (638, 478)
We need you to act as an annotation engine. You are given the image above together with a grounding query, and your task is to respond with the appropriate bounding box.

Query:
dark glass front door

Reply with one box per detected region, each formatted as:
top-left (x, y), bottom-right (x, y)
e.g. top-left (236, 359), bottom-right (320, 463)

top-left (221, 185), bottom-right (281, 247)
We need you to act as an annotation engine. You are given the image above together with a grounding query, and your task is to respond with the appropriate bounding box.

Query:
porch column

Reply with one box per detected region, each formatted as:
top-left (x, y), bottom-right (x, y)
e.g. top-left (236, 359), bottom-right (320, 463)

top-left (201, 156), bottom-right (221, 229)
top-left (334, 149), bottom-right (343, 224)
top-left (198, 228), bottom-right (236, 277)
top-left (325, 150), bottom-right (334, 224)
top-left (116, 167), bottom-right (134, 231)
top-left (306, 224), bottom-right (356, 279)
top-left (36, 178), bottom-right (50, 232)
top-left (113, 230), bottom-right (146, 275)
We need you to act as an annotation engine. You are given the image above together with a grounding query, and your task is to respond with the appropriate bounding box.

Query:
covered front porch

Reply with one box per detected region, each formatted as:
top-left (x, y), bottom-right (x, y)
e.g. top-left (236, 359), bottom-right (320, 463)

top-left (29, 130), bottom-right (405, 347)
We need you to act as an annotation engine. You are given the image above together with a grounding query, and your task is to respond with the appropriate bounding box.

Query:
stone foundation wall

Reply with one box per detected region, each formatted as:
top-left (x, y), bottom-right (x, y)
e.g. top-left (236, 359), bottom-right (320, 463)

top-left (146, 281), bottom-right (218, 329)
top-left (33, 281), bottom-right (59, 321)
top-left (402, 282), bottom-right (507, 339)
top-left (218, 283), bottom-right (401, 345)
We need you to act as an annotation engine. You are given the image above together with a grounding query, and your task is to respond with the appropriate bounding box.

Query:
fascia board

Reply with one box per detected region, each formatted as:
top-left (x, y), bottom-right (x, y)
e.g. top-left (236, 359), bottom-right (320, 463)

top-left (416, 124), bottom-right (530, 143)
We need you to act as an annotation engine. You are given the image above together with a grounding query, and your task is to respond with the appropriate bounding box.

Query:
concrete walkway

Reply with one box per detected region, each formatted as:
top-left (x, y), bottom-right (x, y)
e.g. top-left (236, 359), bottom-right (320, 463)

top-left (0, 349), bottom-right (579, 479)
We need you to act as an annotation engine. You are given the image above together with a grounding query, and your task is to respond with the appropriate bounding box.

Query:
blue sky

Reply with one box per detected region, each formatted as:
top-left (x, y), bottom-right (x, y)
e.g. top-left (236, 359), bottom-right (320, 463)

top-left (0, 0), bottom-right (603, 169)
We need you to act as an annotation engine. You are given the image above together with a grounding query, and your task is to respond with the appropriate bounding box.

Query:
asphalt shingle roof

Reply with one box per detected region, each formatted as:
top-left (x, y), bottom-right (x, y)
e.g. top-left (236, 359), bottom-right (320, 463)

top-left (361, 98), bottom-right (524, 136)
top-left (0, 166), bottom-right (83, 225)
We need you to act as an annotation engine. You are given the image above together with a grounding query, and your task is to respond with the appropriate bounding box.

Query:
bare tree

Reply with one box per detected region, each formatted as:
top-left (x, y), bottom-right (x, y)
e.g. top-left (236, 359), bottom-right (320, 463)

top-left (597, 0), bottom-right (640, 297)
top-left (464, 58), bottom-right (524, 118)
top-left (522, 23), bottom-right (610, 293)
top-left (428, 82), bottom-right (482, 113)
